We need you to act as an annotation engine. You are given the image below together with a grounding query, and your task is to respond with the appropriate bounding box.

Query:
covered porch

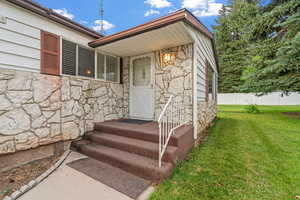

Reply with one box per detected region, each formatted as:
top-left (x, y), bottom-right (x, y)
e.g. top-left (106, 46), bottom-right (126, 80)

top-left (90, 11), bottom-right (198, 122)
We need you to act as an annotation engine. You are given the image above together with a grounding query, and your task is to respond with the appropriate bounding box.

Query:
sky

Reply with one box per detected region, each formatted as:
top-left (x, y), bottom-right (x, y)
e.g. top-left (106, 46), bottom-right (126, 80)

top-left (34, 0), bottom-right (228, 35)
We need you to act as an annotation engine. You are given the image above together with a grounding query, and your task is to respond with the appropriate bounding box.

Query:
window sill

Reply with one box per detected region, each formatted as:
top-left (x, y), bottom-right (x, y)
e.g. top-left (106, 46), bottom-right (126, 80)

top-left (60, 74), bottom-right (121, 84)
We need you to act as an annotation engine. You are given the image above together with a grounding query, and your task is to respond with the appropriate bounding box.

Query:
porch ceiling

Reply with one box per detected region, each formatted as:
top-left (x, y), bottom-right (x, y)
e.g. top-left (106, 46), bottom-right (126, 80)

top-left (94, 22), bottom-right (193, 57)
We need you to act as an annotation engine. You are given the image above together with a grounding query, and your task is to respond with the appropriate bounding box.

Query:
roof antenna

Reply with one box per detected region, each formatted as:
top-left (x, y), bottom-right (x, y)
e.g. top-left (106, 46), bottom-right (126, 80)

top-left (99, 0), bottom-right (105, 35)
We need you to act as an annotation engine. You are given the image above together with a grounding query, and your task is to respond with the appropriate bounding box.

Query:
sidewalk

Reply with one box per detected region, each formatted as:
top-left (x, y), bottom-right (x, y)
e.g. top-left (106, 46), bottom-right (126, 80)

top-left (18, 152), bottom-right (133, 200)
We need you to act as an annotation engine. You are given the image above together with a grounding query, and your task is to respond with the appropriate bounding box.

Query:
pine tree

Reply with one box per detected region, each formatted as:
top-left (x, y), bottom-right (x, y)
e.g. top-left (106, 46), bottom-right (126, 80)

top-left (239, 0), bottom-right (300, 94)
top-left (213, 0), bottom-right (261, 93)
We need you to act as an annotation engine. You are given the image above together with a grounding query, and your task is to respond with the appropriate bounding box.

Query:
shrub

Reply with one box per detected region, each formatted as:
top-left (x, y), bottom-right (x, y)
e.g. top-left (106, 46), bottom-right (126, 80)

top-left (245, 105), bottom-right (260, 114)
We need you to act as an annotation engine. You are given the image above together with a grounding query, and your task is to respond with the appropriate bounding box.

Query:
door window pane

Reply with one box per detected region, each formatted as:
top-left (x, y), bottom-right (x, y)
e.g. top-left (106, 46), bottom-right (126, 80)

top-left (133, 57), bottom-right (151, 86)
top-left (78, 46), bottom-right (95, 78)
top-left (97, 53), bottom-right (105, 79)
top-left (106, 55), bottom-right (118, 82)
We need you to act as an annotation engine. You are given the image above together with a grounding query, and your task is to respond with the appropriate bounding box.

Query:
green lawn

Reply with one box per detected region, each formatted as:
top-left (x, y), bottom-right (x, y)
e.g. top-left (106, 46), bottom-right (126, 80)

top-left (150, 105), bottom-right (300, 200)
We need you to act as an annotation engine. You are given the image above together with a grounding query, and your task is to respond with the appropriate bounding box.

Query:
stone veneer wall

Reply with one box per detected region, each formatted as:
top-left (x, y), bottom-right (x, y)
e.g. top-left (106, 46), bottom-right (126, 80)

top-left (197, 100), bottom-right (217, 138)
top-left (0, 69), bottom-right (127, 155)
top-left (154, 44), bottom-right (193, 121)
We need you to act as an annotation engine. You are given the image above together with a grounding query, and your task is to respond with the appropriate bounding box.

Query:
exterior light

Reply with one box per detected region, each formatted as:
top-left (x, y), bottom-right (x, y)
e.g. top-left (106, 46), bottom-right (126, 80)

top-left (85, 69), bottom-right (92, 75)
top-left (160, 48), bottom-right (177, 67)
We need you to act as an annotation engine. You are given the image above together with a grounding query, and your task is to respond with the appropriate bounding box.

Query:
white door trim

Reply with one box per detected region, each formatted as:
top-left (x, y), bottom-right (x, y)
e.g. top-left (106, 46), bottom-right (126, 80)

top-left (129, 53), bottom-right (155, 120)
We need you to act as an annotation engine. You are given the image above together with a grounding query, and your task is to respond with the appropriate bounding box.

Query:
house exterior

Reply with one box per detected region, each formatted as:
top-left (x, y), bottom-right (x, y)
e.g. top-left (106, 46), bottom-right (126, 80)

top-left (0, 0), bottom-right (218, 176)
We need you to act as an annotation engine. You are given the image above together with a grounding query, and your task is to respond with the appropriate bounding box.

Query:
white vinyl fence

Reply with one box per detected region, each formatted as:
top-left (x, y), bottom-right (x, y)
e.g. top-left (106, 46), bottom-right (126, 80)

top-left (218, 92), bottom-right (300, 105)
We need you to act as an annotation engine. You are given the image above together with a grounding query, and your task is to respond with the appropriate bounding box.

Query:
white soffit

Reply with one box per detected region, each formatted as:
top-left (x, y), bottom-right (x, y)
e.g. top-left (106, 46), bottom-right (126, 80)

top-left (96, 22), bottom-right (194, 57)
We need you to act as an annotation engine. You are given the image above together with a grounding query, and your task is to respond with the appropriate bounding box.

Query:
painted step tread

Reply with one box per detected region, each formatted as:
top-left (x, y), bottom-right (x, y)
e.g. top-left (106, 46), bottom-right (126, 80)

top-left (88, 132), bottom-right (177, 153)
top-left (81, 143), bottom-right (173, 170)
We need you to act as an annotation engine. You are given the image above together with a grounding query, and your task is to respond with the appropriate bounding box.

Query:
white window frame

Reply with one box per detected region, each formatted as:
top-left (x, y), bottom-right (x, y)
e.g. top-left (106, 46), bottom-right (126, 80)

top-left (60, 37), bottom-right (120, 83)
top-left (77, 44), bottom-right (96, 79)
top-left (207, 63), bottom-right (216, 101)
top-left (96, 51), bottom-right (120, 83)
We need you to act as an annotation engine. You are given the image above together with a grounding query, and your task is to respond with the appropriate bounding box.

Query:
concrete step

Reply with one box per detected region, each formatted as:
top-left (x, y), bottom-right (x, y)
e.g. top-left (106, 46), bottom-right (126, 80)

top-left (85, 132), bottom-right (179, 164)
top-left (94, 121), bottom-right (193, 147)
top-left (74, 142), bottom-right (173, 182)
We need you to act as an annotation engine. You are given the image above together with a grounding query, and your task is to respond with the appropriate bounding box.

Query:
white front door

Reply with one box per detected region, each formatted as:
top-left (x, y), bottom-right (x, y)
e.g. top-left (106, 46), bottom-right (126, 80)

top-left (129, 53), bottom-right (154, 120)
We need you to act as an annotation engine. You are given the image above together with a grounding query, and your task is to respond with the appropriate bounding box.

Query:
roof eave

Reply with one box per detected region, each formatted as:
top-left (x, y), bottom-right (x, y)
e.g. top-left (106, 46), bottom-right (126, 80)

top-left (5, 0), bottom-right (103, 39)
top-left (89, 9), bottom-right (213, 48)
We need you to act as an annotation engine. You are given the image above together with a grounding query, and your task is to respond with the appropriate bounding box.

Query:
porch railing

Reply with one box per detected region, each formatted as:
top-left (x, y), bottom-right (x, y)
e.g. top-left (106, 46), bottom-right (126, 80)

top-left (158, 95), bottom-right (188, 167)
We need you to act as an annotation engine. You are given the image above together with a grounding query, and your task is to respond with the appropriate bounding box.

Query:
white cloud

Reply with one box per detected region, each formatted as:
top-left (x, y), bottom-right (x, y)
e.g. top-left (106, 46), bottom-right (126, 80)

top-left (168, 8), bottom-right (179, 13)
top-left (79, 20), bottom-right (88, 24)
top-left (192, 2), bottom-right (223, 16)
top-left (182, 0), bottom-right (223, 17)
top-left (144, 9), bottom-right (160, 17)
top-left (53, 8), bottom-right (74, 19)
top-left (182, 0), bottom-right (206, 9)
top-left (93, 20), bottom-right (115, 31)
top-left (144, 0), bottom-right (172, 8)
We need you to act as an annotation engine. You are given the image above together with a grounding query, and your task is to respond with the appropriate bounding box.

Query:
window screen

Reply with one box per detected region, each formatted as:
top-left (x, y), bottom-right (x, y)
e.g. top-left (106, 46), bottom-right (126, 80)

top-left (97, 53), bottom-right (105, 79)
top-left (62, 39), bottom-right (76, 75)
top-left (208, 65), bottom-right (215, 100)
top-left (78, 46), bottom-right (95, 78)
top-left (106, 55), bottom-right (118, 82)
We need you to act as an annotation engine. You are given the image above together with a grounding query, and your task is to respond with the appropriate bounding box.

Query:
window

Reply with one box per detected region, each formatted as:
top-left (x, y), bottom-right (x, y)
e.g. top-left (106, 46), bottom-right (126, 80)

top-left (208, 66), bottom-right (214, 100)
top-left (97, 53), bottom-right (105, 79)
top-left (96, 53), bottom-right (119, 82)
top-left (78, 46), bottom-right (95, 78)
top-left (206, 61), bottom-right (217, 101)
top-left (61, 39), bottom-right (120, 82)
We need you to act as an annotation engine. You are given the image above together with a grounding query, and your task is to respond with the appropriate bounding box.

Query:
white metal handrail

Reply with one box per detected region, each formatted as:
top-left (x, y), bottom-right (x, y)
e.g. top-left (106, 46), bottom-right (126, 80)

top-left (158, 95), bottom-right (187, 167)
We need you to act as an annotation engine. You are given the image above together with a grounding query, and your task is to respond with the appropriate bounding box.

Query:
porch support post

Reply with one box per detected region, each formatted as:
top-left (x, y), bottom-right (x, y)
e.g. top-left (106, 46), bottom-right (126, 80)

top-left (192, 43), bottom-right (198, 140)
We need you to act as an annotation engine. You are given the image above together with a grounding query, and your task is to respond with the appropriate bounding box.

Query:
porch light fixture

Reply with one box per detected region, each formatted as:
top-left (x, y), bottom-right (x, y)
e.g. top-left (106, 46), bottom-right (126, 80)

top-left (160, 48), bottom-right (177, 67)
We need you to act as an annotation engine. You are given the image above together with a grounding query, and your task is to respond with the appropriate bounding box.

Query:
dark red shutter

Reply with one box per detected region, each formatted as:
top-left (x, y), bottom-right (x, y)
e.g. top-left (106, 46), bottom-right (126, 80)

top-left (41, 31), bottom-right (60, 75)
top-left (205, 59), bottom-right (209, 102)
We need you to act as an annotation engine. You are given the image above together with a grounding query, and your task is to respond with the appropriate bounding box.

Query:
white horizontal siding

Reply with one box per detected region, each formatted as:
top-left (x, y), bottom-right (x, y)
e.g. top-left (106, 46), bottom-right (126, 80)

top-left (0, 17), bottom-right (41, 71)
top-left (0, 52), bottom-right (40, 69)
top-left (0, 26), bottom-right (40, 49)
top-left (0, 37), bottom-right (40, 59)
top-left (0, 0), bottom-right (95, 72)
top-left (0, 18), bottom-right (40, 39)
top-left (186, 25), bottom-right (218, 102)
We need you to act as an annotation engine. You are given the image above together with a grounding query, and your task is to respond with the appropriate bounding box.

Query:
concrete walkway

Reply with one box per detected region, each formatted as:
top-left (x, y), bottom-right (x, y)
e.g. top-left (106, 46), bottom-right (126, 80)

top-left (18, 152), bottom-right (133, 200)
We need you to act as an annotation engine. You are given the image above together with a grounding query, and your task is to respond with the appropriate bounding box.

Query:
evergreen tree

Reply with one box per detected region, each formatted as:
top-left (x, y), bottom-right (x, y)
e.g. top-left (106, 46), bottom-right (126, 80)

top-left (214, 0), bottom-right (260, 93)
top-left (239, 0), bottom-right (300, 95)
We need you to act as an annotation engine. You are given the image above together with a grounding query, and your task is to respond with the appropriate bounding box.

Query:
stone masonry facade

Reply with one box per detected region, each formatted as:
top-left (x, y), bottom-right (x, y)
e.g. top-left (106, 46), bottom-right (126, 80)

top-left (197, 100), bottom-right (217, 138)
top-left (154, 44), bottom-right (193, 122)
top-left (0, 43), bottom-right (215, 155)
top-left (0, 69), bottom-right (126, 155)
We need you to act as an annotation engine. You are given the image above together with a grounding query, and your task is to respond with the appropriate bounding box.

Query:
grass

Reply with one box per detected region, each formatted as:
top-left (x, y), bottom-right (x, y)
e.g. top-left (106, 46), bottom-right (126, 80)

top-left (150, 105), bottom-right (300, 200)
